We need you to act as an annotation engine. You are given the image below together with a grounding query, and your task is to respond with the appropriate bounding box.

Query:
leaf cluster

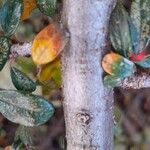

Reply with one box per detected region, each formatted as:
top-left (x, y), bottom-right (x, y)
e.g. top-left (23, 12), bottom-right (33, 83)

top-left (102, 0), bottom-right (150, 87)
top-left (0, 0), bottom-right (60, 148)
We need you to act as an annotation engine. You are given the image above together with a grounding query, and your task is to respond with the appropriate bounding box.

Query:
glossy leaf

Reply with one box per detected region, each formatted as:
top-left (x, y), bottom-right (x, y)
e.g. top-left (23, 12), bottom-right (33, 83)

top-left (37, 59), bottom-right (61, 86)
top-left (11, 67), bottom-right (36, 93)
top-left (110, 3), bottom-right (132, 57)
top-left (131, 0), bottom-right (150, 52)
top-left (102, 52), bottom-right (135, 78)
top-left (128, 17), bottom-right (140, 54)
top-left (104, 75), bottom-right (122, 88)
top-left (0, 90), bottom-right (54, 126)
top-left (32, 23), bottom-right (67, 65)
top-left (21, 0), bottom-right (37, 20)
top-left (136, 55), bottom-right (150, 68)
top-left (0, 37), bottom-right (11, 71)
top-left (0, 0), bottom-right (23, 36)
top-left (36, 0), bottom-right (57, 16)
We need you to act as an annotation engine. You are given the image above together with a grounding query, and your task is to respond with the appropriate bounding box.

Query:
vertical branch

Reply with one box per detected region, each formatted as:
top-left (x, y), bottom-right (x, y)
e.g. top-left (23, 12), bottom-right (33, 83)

top-left (61, 0), bottom-right (116, 149)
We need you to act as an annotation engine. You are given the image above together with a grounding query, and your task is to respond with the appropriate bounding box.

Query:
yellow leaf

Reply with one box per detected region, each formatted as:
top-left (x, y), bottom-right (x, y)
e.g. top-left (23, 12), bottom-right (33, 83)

top-left (37, 58), bottom-right (61, 83)
top-left (102, 52), bottom-right (122, 75)
top-left (21, 0), bottom-right (37, 20)
top-left (32, 23), bottom-right (67, 65)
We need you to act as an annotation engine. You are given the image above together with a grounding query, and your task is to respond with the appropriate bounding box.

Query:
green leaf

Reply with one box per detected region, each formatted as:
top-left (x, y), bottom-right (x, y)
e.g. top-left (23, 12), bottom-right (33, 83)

top-left (0, 0), bottom-right (23, 36)
top-left (114, 123), bottom-right (123, 140)
top-left (52, 67), bottom-right (61, 87)
top-left (131, 0), bottom-right (150, 51)
top-left (0, 90), bottom-right (54, 126)
top-left (11, 67), bottom-right (36, 93)
top-left (113, 106), bottom-right (122, 123)
top-left (110, 3), bottom-right (132, 58)
top-left (128, 17), bottom-right (140, 54)
top-left (102, 53), bottom-right (136, 78)
top-left (12, 138), bottom-right (26, 150)
top-left (15, 126), bottom-right (33, 146)
top-left (104, 75), bottom-right (122, 88)
top-left (136, 55), bottom-right (150, 68)
top-left (15, 56), bottom-right (36, 74)
top-left (36, 0), bottom-right (57, 16)
top-left (0, 36), bottom-right (11, 71)
top-left (111, 58), bottom-right (135, 78)
top-left (112, 59), bottom-right (135, 78)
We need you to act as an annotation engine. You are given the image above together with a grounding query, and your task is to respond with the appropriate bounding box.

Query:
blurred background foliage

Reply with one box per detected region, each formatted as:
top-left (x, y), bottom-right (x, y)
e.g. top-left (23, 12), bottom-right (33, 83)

top-left (0, 0), bottom-right (149, 149)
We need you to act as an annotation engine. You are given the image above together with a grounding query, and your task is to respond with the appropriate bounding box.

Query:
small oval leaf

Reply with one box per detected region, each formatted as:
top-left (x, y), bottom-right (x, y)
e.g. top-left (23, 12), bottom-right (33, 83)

top-left (110, 3), bottom-right (132, 57)
top-left (32, 23), bottom-right (67, 65)
top-left (102, 52), bottom-right (135, 78)
top-left (0, 36), bottom-right (11, 71)
top-left (36, 0), bottom-right (57, 16)
top-left (0, 90), bottom-right (54, 126)
top-left (104, 75), bottom-right (122, 88)
top-left (131, 0), bottom-right (150, 51)
top-left (0, 0), bottom-right (23, 36)
top-left (11, 67), bottom-right (36, 93)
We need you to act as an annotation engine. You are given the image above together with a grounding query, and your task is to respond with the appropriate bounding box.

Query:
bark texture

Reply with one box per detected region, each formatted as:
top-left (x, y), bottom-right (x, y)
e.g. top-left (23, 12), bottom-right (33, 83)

top-left (121, 71), bottom-right (150, 89)
top-left (61, 0), bottom-right (116, 149)
top-left (10, 42), bottom-right (32, 56)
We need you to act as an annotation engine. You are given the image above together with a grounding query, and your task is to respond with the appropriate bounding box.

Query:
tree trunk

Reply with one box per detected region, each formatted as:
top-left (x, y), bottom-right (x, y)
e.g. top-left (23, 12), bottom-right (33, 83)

top-left (61, 0), bottom-right (117, 149)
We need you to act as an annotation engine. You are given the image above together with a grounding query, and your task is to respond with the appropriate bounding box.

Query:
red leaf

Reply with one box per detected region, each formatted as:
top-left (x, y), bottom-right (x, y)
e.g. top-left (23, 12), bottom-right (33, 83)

top-left (130, 50), bottom-right (146, 62)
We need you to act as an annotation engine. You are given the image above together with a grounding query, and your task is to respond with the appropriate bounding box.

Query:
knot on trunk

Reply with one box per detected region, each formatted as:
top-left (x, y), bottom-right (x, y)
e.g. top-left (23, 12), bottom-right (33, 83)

top-left (76, 111), bottom-right (92, 126)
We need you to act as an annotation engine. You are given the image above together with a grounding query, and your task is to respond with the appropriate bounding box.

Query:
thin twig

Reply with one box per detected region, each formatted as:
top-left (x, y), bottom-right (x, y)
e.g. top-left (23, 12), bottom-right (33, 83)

top-left (10, 42), bottom-right (32, 56)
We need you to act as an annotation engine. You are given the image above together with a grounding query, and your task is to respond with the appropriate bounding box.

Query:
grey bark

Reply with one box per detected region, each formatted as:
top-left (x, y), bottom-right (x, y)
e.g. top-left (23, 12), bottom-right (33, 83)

top-left (121, 71), bottom-right (150, 89)
top-left (10, 42), bottom-right (32, 56)
top-left (61, 0), bottom-right (116, 150)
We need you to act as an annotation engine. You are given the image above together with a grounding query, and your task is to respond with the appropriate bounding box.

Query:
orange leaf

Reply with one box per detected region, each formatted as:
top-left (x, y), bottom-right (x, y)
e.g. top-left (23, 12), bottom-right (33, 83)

top-left (32, 23), bottom-right (67, 65)
top-left (102, 52), bottom-right (122, 75)
top-left (21, 0), bottom-right (37, 20)
top-left (4, 146), bottom-right (12, 150)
